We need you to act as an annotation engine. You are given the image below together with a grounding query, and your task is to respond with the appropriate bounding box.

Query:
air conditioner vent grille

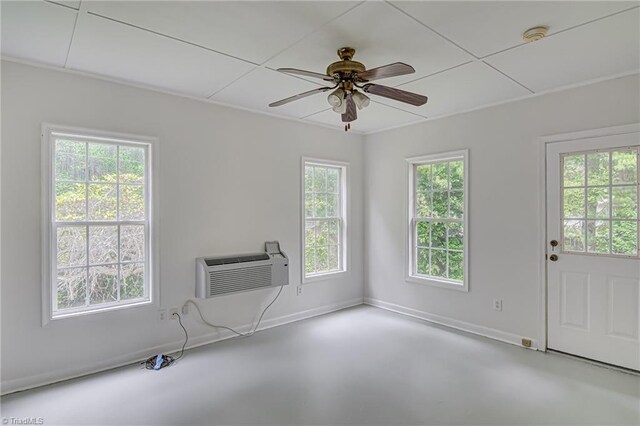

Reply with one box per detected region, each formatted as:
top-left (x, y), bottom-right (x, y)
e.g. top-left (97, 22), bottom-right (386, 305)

top-left (208, 265), bottom-right (272, 296)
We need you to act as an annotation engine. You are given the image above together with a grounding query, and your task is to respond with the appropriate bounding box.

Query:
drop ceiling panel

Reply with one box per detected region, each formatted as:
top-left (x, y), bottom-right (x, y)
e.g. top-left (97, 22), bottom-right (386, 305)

top-left (85, 1), bottom-right (360, 65)
top-left (305, 101), bottom-right (423, 133)
top-left (266, 1), bottom-right (472, 87)
top-left (1, 1), bottom-right (77, 67)
top-left (392, 1), bottom-right (638, 58)
top-left (66, 14), bottom-right (255, 98)
top-left (211, 68), bottom-right (329, 119)
top-left (375, 61), bottom-right (531, 118)
top-left (485, 8), bottom-right (640, 93)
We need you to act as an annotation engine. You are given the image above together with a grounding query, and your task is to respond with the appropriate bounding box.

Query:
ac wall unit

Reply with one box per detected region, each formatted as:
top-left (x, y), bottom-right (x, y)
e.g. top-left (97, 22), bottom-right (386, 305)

top-left (196, 241), bottom-right (289, 298)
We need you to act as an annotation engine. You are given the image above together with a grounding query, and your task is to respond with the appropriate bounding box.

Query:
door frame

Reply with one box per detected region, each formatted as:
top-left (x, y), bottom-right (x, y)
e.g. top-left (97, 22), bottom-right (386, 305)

top-left (537, 123), bottom-right (640, 352)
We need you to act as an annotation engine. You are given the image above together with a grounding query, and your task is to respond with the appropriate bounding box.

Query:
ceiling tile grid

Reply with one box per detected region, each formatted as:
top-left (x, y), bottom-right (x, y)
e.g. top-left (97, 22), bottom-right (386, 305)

top-left (1, 1), bottom-right (639, 133)
top-left (211, 67), bottom-right (330, 119)
top-left (1, 1), bottom-right (77, 67)
top-left (390, 1), bottom-right (638, 58)
top-left (375, 61), bottom-right (532, 118)
top-left (84, 1), bottom-right (361, 65)
top-left (66, 13), bottom-right (256, 97)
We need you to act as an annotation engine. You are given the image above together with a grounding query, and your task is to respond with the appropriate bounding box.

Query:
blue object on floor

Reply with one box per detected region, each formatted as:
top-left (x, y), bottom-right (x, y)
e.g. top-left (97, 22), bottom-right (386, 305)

top-left (153, 354), bottom-right (164, 370)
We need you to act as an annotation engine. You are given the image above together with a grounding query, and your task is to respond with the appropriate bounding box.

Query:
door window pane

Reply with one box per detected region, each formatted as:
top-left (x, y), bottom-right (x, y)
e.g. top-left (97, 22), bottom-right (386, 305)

top-left (562, 148), bottom-right (639, 257)
top-left (587, 152), bottom-right (610, 185)
top-left (587, 220), bottom-right (610, 254)
top-left (564, 188), bottom-right (585, 218)
top-left (612, 221), bottom-right (637, 255)
top-left (612, 150), bottom-right (637, 184)
top-left (564, 220), bottom-right (585, 252)
top-left (563, 154), bottom-right (585, 187)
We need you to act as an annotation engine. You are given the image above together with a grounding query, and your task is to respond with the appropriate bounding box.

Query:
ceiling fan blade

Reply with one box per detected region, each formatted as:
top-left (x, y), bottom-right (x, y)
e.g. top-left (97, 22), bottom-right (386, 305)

top-left (363, 83), bottom-right (428, 106)
top-left (342, 94), bottom-right (357, 123)
top-left (269, 87), bottom-right (333, 107)
top-left (276, 68), bottom-right (335, 82)
top-left (357, 62), bottom-right (415, 82)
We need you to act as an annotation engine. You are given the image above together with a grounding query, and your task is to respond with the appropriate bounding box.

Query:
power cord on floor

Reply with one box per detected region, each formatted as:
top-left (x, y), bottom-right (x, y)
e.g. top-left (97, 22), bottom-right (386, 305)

top-left (143, 286), bottom-right (283, 370)
top-left (185, 285), bottom-right (284, 338)
top-left (142, 312), bottom-right (189, 370)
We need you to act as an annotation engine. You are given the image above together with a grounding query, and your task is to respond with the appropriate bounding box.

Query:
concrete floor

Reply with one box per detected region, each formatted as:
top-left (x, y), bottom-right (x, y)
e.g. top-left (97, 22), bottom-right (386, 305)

top-left (2, 305), bottom-right (639, 425)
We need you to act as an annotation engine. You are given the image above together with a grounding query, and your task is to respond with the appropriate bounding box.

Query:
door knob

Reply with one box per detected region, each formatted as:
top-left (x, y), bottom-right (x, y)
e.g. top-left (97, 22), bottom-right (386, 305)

top-left (550, 240), bottom-right (558, 247)
top-left (549, 254), bottom-right (558, 261)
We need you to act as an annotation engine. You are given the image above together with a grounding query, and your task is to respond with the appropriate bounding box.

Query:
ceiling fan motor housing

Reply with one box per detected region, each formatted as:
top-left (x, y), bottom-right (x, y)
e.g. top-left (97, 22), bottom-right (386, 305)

top-left (327, 47), bottom-right (366, 79)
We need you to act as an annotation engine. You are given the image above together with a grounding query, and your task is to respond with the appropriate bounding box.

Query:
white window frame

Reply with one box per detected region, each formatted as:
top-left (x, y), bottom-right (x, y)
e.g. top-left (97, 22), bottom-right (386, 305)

top-left (406, 150), bottom-right (469, 292)
top-left (301, 157), bottom-right (349, 283)
top-left (41, 123), bottom-right (159, 324)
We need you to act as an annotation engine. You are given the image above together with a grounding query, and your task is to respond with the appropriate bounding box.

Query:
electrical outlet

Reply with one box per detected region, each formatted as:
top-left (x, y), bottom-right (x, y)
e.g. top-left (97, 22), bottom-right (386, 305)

top-left (297, 286), bottom-right (303, 296)
top-left (522, 338), bottom-right (532, 348)
top-left (158, 309), bottom-right (167, 321)
top-left (493, 299), bottom-right (503, 311)
top-left (181, 304), bottom-right (189, 315)
top-left (169, 307), bottom-right (179, 320)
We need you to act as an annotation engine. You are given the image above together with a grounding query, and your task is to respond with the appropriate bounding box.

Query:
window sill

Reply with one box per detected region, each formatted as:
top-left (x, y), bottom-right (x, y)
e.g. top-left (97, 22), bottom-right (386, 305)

top-left (405, 275), bottom-right (468, 292)
top-left (49, 298), bottom-right (152, 323)
top-left (303, 269), bottom-right (349, 284)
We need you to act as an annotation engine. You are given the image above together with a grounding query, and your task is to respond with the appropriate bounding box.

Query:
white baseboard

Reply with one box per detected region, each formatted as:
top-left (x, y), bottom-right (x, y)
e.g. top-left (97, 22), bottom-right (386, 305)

top-left (1, 298), bottom-right (363, 396)
top-left (364, 297), bottom-right (539, 350)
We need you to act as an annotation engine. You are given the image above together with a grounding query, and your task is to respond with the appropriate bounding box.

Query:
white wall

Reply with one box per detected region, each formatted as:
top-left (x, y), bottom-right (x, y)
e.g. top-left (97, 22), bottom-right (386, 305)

top-left (0, 60), bottom-right (365, 393)
top-left (3, 59), bottom-right (639, 395)
top-left (364, 74), bottom-right (640, 346)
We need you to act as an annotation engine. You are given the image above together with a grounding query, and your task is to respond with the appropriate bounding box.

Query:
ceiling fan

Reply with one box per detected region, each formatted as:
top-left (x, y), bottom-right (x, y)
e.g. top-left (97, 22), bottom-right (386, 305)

top-left (269, 47), bottom-right (428, 131)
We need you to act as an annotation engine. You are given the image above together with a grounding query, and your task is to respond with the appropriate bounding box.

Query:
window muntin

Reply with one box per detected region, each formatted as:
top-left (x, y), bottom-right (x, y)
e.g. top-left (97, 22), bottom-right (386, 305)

top-left (50, 131), bottom-right (151, 317)
top-left (408, 152), bottom-right (467, 289)
top-left (561, 147), bottom-right (639, 257)
top-left (303, 161), bottom-right (346, 279)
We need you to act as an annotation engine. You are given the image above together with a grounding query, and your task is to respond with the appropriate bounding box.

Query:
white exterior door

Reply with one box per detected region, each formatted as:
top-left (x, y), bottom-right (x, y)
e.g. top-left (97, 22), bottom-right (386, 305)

top-left (547, 129), bottom-right (640, 370)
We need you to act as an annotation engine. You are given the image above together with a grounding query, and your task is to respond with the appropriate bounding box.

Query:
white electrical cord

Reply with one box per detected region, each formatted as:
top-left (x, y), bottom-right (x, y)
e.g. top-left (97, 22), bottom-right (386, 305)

top-left (183, 285), bottom-right (284, 338)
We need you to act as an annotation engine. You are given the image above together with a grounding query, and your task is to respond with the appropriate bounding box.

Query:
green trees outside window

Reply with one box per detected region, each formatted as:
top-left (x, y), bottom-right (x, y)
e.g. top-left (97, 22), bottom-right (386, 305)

top-left (562, 149), bottom-right (638, 256)
top-left (413, 158), bottom-right (465, 283)
top-left (53, 138), bottom-right (148, 312)
top-left (304, 163), bottom-right (344, 277)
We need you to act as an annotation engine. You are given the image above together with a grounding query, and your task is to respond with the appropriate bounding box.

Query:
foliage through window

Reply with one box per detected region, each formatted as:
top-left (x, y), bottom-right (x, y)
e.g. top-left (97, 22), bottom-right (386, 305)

top-left (562, 147), bottom-right (638, 257)
top-left (408, 152), bottom-right (467, 289)
top-left (48, 129), bottom-right (152, 318)
top-left (303, 160), bottom-right (346, 279)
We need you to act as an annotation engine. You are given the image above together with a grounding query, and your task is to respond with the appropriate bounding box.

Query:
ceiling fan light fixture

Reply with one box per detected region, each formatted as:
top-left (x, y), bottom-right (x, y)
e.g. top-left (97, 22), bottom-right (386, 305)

top-left (332, 101), bottom-right (347, 114)
top-left (327, 88), bottom-right (345, 108)
top-left (352, 91), bottom-right (370, 110)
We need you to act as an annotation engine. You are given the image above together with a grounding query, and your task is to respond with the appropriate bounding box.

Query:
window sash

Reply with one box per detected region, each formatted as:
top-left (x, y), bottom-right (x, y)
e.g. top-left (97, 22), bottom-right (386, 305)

top-left (49, 132), bottom-right (152, 317)
top-left (407, 152), bottom-right (468, 289)
top-left (302, 160), bottom-right (347, 280)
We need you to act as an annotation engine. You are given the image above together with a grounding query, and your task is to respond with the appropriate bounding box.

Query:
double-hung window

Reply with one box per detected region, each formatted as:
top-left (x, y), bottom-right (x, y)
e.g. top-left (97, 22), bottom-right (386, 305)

top-left (302, 159), bottom-right (348, 282)
top-left (407, 150), bottom-right (468, 291)
top-left (43, 125), bottom-right (155, 320)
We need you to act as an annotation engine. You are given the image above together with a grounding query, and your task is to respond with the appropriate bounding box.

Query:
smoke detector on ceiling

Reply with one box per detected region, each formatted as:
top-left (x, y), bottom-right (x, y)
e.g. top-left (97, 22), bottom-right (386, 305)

top-left (523, 26), bottom-right (548, 43)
